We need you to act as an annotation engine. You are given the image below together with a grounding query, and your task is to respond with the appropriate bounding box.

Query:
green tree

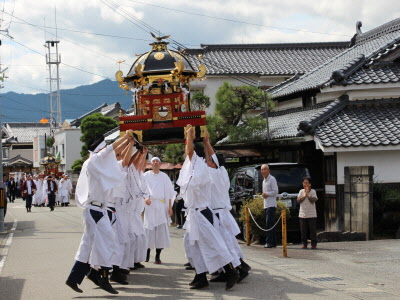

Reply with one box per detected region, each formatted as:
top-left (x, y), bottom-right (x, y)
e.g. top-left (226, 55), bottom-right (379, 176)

top-left (210, 82), bottom-right (273, 144)
top-left (163, 144), bottom-right (185, 164)
top-left (71, 158), bottom-right (84, 173)
top-left (79, 113), bottom-right (118, 158)
top-left (191, 91), bottom-right (211, 111)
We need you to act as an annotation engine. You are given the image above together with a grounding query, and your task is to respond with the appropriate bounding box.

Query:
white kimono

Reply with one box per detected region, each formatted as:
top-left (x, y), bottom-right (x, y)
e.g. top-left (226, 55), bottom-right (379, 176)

top-left (177, 152), bottom-right (233, 274)
top-left (74, 145), bottom-right (127, 268)
top-left (34, 179), bottom-right (44, 205)
top-left (143, 170), bottom-right (176, 249)
top-left (59, 179), bottom-right (72, 204)
top-left (32, 180), bottom-right (40, 205)
top-left (208, 155), bottom-right (243, 268)
top-left (120, 164), bottom-right (149, 267)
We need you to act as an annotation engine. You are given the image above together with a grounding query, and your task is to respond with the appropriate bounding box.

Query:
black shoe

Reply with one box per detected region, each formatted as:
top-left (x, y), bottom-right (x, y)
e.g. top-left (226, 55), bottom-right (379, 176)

top-left (237, 267), bottom-right (249, 283)
top-left (210, 271), bottom-right (219, 276)
top-left (129, 266), bottom-right (138, 270)
top-left (184, 262), bottom-right (191, 267)
top-left (190, 273), bottom-right (209, 289)
top-left (224, 263), bottom-right (239, 290)
top-left (50, 207), bottom-right (54, 211)
top-left (155, 257), bottom-right (162, 264)
top-left (185, 265), bottom-right (195, 270)
top-left (110, 272), bottom-right (129, 285)
top-left (189, 273), bottom-right (201, 286)
top-left (65, 280), bottom-right (83, 293)
top-left (120, 268), bottom-right (130, 275)
top-left (98, 269), bottom-right (119, 294)
top-left (210, 272), bottom-right (227, 282)
top-left (134, 262), bottom-right (145, 268)
top-left (86, 268), bottom-right (99, 286)
top-left (145, 249), bottom-right (150, 262)
top-left (240, 259), bottom-right (251, 272)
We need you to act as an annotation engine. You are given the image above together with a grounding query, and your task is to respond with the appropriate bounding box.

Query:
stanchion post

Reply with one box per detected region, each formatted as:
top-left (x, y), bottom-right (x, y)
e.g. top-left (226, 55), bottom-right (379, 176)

top-left (245, 206), bottom-right (250, 246)
top-left (282, 209), bottom-right (287, 257)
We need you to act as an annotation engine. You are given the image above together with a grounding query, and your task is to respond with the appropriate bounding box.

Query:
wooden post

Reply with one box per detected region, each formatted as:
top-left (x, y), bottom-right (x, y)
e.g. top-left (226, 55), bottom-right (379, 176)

top-left (282, 210), bottom-right (287, 257)
top-left (245, 206), bottom-right (251, 246)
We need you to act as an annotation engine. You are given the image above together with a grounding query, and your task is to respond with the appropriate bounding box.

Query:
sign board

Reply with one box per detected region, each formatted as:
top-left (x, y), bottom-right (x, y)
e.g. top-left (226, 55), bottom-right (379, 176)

top-left (325, 185), bottom-right (336, 195)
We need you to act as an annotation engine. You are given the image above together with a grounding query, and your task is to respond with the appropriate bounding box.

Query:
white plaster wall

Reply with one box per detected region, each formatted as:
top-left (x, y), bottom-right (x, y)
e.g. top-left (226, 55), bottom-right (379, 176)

top-left (337, 150), bottom-right (400, 184)
top-left (55, 129), bottom-right (83, 173)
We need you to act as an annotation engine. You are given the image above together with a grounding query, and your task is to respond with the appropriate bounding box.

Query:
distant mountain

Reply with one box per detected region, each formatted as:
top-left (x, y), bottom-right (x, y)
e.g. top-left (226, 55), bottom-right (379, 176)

top-left (0, 79), bottom-right (133, 123)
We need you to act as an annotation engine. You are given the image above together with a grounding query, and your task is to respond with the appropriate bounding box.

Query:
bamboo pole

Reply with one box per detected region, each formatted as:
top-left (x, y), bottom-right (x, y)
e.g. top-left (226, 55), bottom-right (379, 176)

top-left (245, 206), bottom-right (251, 246)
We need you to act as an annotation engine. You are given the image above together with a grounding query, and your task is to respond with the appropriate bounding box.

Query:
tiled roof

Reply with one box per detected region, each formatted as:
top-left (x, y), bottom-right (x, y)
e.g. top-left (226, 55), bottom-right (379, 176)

top-left (267, 101), bottom-right (334, 139)
top-left (184, 42), bottom-right (347, 76)
top-left (340, 62), bottom-right (400, 85)
top-left (3, 154), bottom-right (33, 166)
top-left (315, 99), bottom-right (400, 148)
top-left (70, 103), bottom-right (108, 126)
top-left (269, 18), bottom-right (400, 99)
top-left (217, 101), bottom-right (333, 144)
top-left (3, 123), bottom-right (50, 143)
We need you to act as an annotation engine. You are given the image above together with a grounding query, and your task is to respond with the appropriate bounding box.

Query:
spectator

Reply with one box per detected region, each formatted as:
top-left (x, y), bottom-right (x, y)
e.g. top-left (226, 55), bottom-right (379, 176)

top-left (174, 180), bottom-right (186, 228)
top-left (8, 177), bottom-right (17, 203)
top-left (261, 164), bottom-right (279, 249)
top-left (21, 174), bottom-right (37, 212)
top-left (297, 177), bottom-right (318, 249)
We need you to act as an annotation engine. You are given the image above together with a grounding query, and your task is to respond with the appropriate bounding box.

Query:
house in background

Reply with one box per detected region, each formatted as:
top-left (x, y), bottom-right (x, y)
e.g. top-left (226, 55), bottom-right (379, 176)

top-left (69, 102), bottom-right (126, 128)
top-left (185, 42), bottom-right (348, 114)
top-left (2, 122), bottom-right (50, 175)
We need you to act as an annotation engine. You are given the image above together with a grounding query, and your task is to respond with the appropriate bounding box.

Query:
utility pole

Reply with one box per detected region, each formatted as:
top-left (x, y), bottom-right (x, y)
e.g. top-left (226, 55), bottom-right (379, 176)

top-left (45, 40), bottom-right (62, 139)
top-left (0, 57), bottom-right (8, 232)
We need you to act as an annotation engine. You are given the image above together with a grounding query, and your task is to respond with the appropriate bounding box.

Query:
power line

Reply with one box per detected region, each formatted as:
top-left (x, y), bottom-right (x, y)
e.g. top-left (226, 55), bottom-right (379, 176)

top-left (0, 33), bottom-right (113, 79)
top-left (128, 0), bottom-right (352, 38)
top-left (2, 11), bottom-right (131, 67)
top-left (99, 0), bottom-right (259, 87)
top-left (9, 20), bottom-right (200, 47)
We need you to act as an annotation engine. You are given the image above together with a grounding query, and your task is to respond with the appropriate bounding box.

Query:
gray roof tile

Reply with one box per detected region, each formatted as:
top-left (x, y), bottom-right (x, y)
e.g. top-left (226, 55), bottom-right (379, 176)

top-left (269, 18), bottom-right (400, 99)
top-left (184, 42), bottom-right (347, 76)
top-left (315, 99), bottom-right (400, 148)
top-left (3, 122), bottom-right (51, 143)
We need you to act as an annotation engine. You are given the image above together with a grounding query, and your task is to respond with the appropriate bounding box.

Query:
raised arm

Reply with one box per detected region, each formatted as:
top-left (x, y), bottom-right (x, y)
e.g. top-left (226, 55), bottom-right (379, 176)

top-left (185, 125), bottom-right (195, 160)
top-left (112, 130), bottom-right (134, 156)
top-left (203, 129), bottom-right (215, 164)
top-left (121, 135), bottom-right (134, 168)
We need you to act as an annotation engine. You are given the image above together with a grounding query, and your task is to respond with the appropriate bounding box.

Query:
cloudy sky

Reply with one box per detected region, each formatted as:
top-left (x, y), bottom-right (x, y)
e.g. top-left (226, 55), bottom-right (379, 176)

top-left (0, 0), bottom-right (399, 94)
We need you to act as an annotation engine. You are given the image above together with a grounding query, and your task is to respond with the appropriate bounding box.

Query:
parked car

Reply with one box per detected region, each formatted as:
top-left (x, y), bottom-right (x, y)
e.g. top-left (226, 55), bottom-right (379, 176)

top-left (229, 163), bottom-right (311, 240)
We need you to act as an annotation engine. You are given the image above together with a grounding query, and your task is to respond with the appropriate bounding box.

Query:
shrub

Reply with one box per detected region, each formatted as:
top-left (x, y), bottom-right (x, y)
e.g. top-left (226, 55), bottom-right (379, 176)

top-left (239, 195), bottom-right (290, 243)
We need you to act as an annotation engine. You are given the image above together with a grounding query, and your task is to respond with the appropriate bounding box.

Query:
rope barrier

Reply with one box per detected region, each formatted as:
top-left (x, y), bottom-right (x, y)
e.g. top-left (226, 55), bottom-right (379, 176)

top-left (246, 206), bottom-right (282, 232)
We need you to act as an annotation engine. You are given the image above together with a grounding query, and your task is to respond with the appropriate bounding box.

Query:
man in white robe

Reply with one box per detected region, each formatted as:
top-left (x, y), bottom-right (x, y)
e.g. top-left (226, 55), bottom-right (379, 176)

top-left (66, 131), bottom-right (134, 294)
top-left (143, 157), bottom-right (175, 264)
top-left (177, 125), bottom-right (239, 290)
top-left (203, 131), bottom-right (251, 283)
top-left (60, 175), bottom-right (72, 206)
top-left (124, 148), bottom-right (149, 270)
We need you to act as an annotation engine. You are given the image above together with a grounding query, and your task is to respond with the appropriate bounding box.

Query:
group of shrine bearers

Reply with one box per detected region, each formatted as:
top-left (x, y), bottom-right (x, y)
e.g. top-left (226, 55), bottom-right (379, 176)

top-left (66, 127), bottom-right (250, 294)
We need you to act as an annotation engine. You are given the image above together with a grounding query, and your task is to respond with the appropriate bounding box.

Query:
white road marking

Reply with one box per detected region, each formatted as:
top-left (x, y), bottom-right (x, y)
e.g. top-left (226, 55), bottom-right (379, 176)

top-left (0, 218), bottom-right (18, 274)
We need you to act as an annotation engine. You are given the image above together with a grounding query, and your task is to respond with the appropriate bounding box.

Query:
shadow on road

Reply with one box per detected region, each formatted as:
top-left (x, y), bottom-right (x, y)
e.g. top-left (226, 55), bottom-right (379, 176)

top-left (71, 263), bottom-right (328, 299)
top-left (0, 276), bottom-right (25, 300)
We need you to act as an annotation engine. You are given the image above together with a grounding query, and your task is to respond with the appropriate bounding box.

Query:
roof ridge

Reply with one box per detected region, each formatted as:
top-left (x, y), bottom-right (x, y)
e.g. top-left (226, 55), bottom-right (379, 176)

top-left (355, 18), bottom-right (400, 45)
top-left (198, 41), bottom-right (349, 50)
top-left (297, 95), bottom-right (350, 136)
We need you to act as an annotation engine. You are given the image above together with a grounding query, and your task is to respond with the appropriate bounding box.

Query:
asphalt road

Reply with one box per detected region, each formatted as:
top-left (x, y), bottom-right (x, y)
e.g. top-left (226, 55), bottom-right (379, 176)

top-left (1, 200), bottom-right (400, 300)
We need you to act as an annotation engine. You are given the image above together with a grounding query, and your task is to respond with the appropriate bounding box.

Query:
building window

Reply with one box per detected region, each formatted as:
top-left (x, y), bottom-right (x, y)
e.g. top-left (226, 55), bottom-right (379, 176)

top-left (302, 95), bottom-right (316, 108)
top-left (2, 147), bottom-right (8, 159)
top-left (62, 144), bottom-right (65, 158)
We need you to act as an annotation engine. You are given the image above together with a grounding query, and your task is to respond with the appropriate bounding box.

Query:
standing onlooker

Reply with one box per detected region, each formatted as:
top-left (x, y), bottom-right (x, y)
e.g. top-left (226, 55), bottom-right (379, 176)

top-left (44, 175), bottom-right (58, 211)
top-left (261, 164), bottom-right (279, 248)
top-left (21, 174), bottom-right (37, 212)
top-left (8, 177), bottom-right (17, 203)
top-left (297, 177), bottom-right (318, 249)
top-left (174, 180), bottom-right (186, 228)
